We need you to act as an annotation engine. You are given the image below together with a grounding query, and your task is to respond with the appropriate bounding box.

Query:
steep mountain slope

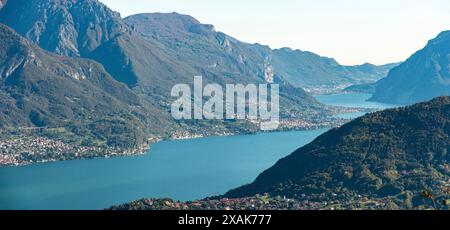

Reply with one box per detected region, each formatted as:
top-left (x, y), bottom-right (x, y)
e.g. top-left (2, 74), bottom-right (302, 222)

top-left (124, 13), bottom-right (271, 84)
top-left (371, 31), bottom-right (450, 105)
top-left (225, 96), bottom-right (450, 207)
top-left (0, 0), bottom-right (191, 89)
top-left (124, 13), bottom-right (326, 117)
top-left (0, 1), bottom-right (330, 124)
top-left (0, 0), bottom-right (127, 57)
top-left (0, 23), bottom-right (172, 148)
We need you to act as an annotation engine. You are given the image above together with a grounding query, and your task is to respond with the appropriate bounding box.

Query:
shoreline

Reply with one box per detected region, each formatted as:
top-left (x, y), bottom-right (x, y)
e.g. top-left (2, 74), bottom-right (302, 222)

top-left (0, 100), bottom-right (374, 167)
top-left (0, 120), bottom-right (340, 167)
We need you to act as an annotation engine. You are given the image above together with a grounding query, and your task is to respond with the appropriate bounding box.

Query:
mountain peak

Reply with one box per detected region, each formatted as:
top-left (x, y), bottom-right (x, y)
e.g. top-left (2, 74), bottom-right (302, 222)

top-left (428, 30), bottom-right (450, 46)
top-left (127, 12), bottom-right (200, 26)
top-left (125, 12), bottom-right (216, 37)
top-left (371, 30), bottom-right (450, 105)
top-left (0, 0), bottom-right (127, 57)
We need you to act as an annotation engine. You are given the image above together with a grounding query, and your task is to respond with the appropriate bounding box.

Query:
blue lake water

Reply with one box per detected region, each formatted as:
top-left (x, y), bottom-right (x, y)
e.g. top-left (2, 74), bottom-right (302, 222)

top-left (0, 129), bottom-right (327, 210)
top-left (0, 92), bottom-right (395, 210)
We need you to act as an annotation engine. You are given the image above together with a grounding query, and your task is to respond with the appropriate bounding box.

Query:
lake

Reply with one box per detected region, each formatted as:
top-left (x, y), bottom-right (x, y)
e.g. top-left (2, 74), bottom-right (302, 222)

top-left (0, 92), bottom-right (394, 210)
top-left (0, 129), bottom-right (327, 210)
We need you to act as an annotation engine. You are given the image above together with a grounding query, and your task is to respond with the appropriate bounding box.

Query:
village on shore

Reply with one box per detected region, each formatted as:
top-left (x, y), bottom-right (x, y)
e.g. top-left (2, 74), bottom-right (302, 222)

top-left (0, 106), bottom-right (367, 167)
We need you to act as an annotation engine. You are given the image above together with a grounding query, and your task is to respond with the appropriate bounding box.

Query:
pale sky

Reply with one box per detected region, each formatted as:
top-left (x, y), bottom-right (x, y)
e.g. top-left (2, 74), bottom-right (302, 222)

top-left (100, 0), bottom-right (450, 65)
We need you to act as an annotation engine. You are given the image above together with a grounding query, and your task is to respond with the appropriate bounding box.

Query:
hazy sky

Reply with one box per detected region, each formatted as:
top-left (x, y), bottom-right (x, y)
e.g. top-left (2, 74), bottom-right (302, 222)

top-left (100, 0), bottom-right (450, 65)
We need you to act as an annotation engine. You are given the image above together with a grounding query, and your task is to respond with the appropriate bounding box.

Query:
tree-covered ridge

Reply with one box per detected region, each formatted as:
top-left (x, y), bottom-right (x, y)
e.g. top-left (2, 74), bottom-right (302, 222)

top-left (225, 96), bottom-right (450, 208)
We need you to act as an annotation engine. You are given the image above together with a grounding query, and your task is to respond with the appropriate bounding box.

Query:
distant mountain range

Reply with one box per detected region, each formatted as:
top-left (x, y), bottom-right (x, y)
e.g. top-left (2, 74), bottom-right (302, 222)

top-left (371, 31), bottom-right (450, 105)
top-left (125, 13), bottom-right (398, 90)
top-left (225, 96), bottom-right (450, 208)
top-left (269, 48), bottom-right (399, 89)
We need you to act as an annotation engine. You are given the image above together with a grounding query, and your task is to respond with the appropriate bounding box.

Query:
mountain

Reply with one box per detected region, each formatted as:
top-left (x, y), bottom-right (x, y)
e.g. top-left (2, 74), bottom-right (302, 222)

top-left (371, 31), bottom-right (450, 105)
top-left (0, 23), bottom-right (173, 149)
top-left (125, 13), bottom-right (398, 91)
top-left (124, 13), bottom-right (270, 84)
top-left (225, 96), bottom-right (450, 208)
top-left (269, 48), bottom-right (399, 89)
top-left (0, 0), bottom-right (187, 88)
top-left (0, 1), bottom-right (330, 125)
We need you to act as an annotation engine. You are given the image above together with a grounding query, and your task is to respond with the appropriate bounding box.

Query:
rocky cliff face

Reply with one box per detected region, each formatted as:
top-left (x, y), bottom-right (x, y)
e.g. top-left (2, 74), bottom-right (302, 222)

top-left (125, 13), bottom-right (398, 90)
top-left (124, 13), bottom-right (271, 84)
top-left (0, 0), bottom-right (126, 57)
top-left (0, 0), bottom-right (198, 99)
top-left (0, 0), bottom-right (147, 88)
top-left (0, 23), bottom-right (171, 148)
top-left (124, 13), bottom-right (327, 117)
top-left (2, 3), bottom-right (328, 121)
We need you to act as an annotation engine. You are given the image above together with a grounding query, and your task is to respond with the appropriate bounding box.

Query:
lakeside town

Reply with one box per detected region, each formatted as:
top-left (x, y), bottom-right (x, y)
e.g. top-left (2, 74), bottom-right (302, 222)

top-left (0, 106), bottom-right (370, 167)
top-left (110, 179), bottom-right (450, 210)
top-left (170, 114), bottom-right (365, 140)
top-left (0, 136), bottom-right (150, 166)
top-left (108, 193), bottom-right (402, 210)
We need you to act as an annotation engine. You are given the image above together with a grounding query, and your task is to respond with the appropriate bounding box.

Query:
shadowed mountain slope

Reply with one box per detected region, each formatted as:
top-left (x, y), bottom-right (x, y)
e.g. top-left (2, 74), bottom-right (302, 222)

top-left (0, 23), bottom-right (173, 148)
top-left (226, 97), bottom-right (450, 208)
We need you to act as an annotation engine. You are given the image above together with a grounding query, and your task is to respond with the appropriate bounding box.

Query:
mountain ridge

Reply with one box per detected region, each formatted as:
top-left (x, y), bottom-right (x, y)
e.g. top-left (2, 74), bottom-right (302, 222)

top-left (0, 23), bottom-right (174, 148)
top-left (371, 30), bottom-right (450, 105)
top-left (225, 96), bottom-right (450, 208)
top-left (125, 12), bottom-right (398, 90)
